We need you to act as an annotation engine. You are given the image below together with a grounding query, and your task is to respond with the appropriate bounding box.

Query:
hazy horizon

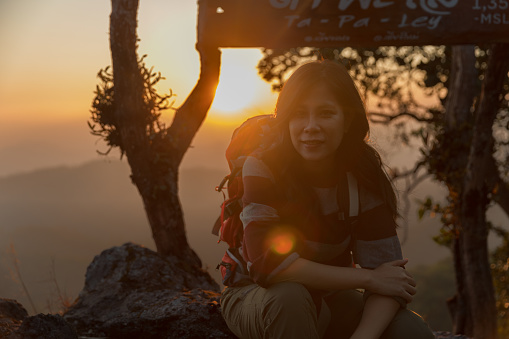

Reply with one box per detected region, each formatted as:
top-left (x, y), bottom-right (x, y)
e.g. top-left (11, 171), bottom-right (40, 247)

top-left (0, 158), bottom-right (450, 303)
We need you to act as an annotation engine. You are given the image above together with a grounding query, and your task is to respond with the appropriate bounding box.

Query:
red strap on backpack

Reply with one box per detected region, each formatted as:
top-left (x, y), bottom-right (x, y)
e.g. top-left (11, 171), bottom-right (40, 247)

top-left (213, 115), bottom-right (274, 248)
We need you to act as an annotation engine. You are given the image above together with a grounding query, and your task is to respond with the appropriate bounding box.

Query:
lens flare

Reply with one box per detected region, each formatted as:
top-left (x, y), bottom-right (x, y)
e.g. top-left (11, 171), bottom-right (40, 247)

top-left (270, 232), bottom-right (296, 255)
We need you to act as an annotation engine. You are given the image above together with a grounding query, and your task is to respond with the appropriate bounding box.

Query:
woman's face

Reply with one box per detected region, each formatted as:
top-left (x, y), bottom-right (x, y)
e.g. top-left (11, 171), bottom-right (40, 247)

top-left (288, 83), bottom-right (346, 170)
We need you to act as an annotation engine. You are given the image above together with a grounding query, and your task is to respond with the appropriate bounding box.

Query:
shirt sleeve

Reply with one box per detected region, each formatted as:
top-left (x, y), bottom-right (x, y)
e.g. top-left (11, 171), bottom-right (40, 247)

top-left (240, 156), bottom-right (301, 287)
top-left (353, 185), bottom-right (406, 307)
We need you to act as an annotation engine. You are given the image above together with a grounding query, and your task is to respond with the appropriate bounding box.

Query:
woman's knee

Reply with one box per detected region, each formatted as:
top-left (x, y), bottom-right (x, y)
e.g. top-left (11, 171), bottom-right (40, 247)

top-left (261, 282), bottom-right (320, 338)
top-left (265, 282), bottom-right (313, 303)
top-left (221, 283), bottom-right (321, 339)
top-left (382, 309), bottom-right (435, 339)
top-left (263, 282), bottom-right (316, 319)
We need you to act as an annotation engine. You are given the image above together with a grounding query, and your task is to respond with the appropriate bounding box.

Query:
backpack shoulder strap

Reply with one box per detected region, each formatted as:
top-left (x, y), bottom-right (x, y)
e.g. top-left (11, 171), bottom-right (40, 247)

top-left (346, 172), bottom-right (359, 218)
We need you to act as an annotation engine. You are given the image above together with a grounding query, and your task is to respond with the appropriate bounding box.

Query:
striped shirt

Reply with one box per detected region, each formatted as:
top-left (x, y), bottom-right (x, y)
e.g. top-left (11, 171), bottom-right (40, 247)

top-left (240, 156), bottom-right (403, 298)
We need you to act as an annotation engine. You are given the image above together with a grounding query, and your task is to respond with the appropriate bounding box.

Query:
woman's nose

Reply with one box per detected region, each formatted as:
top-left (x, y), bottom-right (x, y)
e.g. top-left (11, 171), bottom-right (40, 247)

top-left (303, 114), bottom-right (320, 132)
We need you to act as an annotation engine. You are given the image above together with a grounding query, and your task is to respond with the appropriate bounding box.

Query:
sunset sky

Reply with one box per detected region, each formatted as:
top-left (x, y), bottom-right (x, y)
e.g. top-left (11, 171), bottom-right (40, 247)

top-left (0, 0), bottom-right (278, 176)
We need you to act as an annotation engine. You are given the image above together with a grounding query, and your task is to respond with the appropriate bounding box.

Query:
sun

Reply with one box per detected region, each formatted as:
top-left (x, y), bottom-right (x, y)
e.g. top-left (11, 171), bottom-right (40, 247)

top-left (210, 50), bottom-right (259, 114)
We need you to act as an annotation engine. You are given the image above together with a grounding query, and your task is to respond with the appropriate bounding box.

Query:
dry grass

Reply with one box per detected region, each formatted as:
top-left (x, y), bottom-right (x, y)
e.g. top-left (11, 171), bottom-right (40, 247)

top-left (7, 243), bottom-right (73, 315)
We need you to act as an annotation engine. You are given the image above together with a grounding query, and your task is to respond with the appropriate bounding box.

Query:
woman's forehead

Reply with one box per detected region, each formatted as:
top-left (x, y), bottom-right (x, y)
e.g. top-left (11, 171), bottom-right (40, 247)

top-left (292, 82), bottom-right (348, 103)
top-left (295, 87), bottom-right (340, 106)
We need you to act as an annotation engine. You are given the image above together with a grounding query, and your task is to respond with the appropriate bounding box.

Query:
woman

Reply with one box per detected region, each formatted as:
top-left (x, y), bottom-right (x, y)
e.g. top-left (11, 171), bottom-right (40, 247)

top-left (220, 60), bottom-right (434, 339)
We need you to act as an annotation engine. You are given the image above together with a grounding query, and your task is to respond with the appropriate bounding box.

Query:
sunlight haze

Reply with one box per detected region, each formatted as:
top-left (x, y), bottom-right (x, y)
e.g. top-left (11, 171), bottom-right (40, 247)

top-left (0, 0), bottom-right (277, 176)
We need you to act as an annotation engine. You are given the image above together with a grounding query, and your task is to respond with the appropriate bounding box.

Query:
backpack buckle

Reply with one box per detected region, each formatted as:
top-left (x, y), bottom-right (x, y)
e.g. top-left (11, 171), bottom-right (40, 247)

top-left (216, 174), bottom-right (230, 192)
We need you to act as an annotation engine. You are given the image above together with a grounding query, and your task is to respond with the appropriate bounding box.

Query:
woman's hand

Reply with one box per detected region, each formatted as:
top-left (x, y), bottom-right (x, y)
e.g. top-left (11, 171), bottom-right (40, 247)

top-left (366, 259), bottom-right (416, 303)
top-left (270, 258), bottom-right (416, 299)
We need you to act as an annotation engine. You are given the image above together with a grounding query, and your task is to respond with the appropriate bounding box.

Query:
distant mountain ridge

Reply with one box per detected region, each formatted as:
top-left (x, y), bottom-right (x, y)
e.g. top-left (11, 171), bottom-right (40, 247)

top-left (0, 159), bottom-right (227, 313)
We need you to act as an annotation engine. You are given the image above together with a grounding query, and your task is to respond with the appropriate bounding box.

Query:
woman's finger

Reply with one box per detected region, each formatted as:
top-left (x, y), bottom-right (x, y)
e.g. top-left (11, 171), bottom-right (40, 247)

top-left (406, 284), bottom-right (417, 296)
top-left (388, 259), bottom-right (408, 267)
top-left (404, 291), bottom-right (414, 303)
top-left (400, 290), bottom-right (413, 303)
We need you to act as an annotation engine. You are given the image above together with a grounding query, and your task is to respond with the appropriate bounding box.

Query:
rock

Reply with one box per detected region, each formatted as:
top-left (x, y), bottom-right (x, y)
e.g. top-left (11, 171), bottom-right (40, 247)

top-left (8, 313), bottom-right (78, 339)
top-left (0, 299), bottom-right (28, 337)
top-left (433, 331), bottom-right (473, 338)
top-left (0, 298), bottom-right (28, 321)
top-left (64, 242), bottom-right (236, 338)
top-left (79, 242), bottom-right (219, 293)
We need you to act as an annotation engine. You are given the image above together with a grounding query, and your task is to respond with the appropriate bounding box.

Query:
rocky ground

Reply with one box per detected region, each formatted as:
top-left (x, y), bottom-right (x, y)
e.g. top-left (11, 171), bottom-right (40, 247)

top-left (1, 243), bottom-right (474, 339)
top-left (433, 331), bottom-right (472, 339)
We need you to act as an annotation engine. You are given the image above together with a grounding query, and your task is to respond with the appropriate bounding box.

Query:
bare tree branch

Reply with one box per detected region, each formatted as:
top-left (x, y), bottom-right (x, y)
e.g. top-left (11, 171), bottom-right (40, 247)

top-left (168, 45), bottom-right (221, 165)
top-left (390, 160), bottom-right (427, 180)
top-left (399, 173), bottom-right (431, 246)
top-left (368, 111), bottom-right (434, 124)
top-left (390, 161), bottom-right (429, 246)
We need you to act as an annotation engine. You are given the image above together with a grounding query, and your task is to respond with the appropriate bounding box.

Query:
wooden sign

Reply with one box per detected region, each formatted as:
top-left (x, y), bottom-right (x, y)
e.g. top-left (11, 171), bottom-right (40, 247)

top-left (197, 0), bottom-right (509, 48)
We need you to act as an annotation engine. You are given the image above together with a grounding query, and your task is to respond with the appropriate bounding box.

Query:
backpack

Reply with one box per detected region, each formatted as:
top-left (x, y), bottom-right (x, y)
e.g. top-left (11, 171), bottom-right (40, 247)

top-left (213, 115), bottom-right (273, 286)
top-left (213, 115), bottom-right (360, 286)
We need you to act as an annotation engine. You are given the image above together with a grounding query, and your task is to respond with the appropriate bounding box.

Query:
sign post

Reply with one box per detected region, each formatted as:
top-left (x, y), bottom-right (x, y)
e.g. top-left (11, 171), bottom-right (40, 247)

top-left (198, 0), bottom-right (509, 48)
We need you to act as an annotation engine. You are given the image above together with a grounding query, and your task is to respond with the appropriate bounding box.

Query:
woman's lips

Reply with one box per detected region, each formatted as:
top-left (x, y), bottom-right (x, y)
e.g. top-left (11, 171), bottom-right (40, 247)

top-left (301, 140), bottom-right (323, 145)
top-left (301, 140), bottom-right (324, 148)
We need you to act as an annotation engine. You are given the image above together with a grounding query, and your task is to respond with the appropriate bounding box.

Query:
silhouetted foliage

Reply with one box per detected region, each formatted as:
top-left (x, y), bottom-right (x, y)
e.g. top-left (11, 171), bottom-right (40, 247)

top-left (491, 226), bottom-right (509, 337)
top-left (88, 56), bottom-right (175, 156)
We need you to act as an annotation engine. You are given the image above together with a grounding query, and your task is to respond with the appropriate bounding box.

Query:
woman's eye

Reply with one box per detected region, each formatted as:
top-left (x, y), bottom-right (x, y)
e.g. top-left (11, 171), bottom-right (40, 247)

top-left (320, 110), bottom-right (336, 117)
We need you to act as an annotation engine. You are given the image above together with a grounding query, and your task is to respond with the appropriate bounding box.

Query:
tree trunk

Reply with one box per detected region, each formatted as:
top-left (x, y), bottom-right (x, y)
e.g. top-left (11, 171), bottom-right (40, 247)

top-left (109, 0), bottom-right (220, 267)
top-left (447, 234), bottom-right (473, 336)
top-left (443, 45), bottom-right (477, 336)
top-left (444, 46), bottom-right (478, 131)
top-left (460, 43), bottom-right (509, 339)
top-left (444, 43), bottom-right (509, 339)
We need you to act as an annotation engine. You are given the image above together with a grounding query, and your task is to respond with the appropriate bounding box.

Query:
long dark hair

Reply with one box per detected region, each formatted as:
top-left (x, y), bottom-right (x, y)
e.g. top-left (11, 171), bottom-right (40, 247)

top-left (262, 60), bottom-right (398, 222)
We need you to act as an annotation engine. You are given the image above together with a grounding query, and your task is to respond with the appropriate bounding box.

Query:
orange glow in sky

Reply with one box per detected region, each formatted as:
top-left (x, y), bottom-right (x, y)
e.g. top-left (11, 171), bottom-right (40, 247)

top-left (209, 49), bottom-right (277, 124)
top-left (212, 60), bottom-right (257, 114)
top-left (0, 0), bottom-right (277, 176)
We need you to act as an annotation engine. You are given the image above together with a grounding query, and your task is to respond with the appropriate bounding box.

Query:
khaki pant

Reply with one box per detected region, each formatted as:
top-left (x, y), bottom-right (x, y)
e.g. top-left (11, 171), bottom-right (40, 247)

top-left (221, 282), bottom-right (435, 339)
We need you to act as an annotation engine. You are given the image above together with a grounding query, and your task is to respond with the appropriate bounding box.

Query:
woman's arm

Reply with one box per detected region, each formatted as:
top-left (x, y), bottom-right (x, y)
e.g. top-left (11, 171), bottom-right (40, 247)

top-left (350, 294), bottom-right (400, 339)
top-left (271, 257), bottom-right (416, 302)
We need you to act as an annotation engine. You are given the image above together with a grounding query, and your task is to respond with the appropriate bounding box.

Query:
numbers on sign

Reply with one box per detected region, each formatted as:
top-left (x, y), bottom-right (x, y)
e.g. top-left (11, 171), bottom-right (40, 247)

top-left (473, 0), bottom-right (508, 10)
